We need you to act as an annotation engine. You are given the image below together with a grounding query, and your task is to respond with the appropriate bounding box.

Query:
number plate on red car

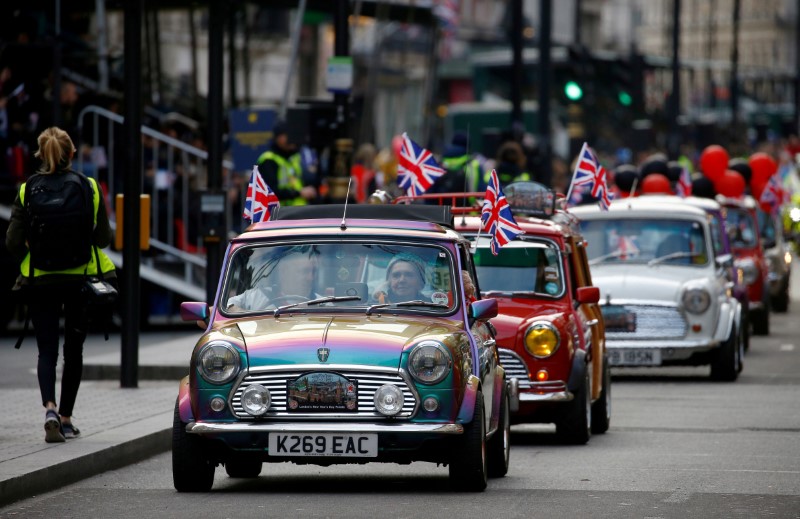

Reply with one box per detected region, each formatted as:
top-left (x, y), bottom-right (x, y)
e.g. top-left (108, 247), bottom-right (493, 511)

top-left (268, 433), bottom-right (378, 457)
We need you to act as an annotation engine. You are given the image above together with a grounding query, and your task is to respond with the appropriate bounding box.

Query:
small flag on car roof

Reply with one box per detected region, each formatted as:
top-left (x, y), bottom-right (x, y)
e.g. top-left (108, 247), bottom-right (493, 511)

top-left (397, 132), bottom-right (446, 197)
top-left (243, 165), bottom-right (280, 223)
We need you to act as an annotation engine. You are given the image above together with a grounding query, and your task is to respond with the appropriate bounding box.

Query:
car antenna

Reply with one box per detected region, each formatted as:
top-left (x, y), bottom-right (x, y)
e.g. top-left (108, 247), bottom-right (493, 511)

top-left (628, 177), bottom-right (639, 208)
top-left (340, 177), bottom-right (353, 230)
top-left (460, 124), bottom-right (471, 227)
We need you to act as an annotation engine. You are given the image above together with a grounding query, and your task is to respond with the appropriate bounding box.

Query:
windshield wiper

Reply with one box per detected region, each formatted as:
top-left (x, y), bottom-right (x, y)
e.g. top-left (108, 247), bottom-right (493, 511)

top-left (273, 295), bottom-right (361, 317)
top-left (365, 300), bottom-right (449, 316)
top-left (589, 249), bottom-right (625, 266)
top-left (647, 251), bottom-right (698, 266)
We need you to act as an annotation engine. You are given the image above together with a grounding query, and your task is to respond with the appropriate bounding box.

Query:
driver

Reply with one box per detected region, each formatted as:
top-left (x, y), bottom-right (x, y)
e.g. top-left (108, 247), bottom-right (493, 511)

top-left (226, 250), bottom-right (319, 312)
top-left (372, 253), bottom-right (427, 304)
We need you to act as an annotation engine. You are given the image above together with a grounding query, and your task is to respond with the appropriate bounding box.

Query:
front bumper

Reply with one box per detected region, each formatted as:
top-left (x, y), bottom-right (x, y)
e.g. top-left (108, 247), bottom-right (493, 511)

top-left (186, 421), bottom-right (463, 435)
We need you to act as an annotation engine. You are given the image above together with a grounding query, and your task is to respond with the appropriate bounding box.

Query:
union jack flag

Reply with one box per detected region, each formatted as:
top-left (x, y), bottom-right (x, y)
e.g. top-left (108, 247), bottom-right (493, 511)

top-left (568, 143), bottom-right (612, 210)
top-left (676, 166), bottom-right (692, 197)
top-left (481, 169), bottom-right (524, 255)
top-left (397, 132), bottom-right (446, 196)
top-left (243, 165), bottom-right (280, 223)
top-left (759, 173), bottom-right (784, 214)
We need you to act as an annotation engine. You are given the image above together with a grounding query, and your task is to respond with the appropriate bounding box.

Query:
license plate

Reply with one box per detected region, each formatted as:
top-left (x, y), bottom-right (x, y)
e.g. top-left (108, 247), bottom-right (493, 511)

top-left (609, 348), bottom-right (661, 366)
top-left (268, 433), bottom-right (378, 457)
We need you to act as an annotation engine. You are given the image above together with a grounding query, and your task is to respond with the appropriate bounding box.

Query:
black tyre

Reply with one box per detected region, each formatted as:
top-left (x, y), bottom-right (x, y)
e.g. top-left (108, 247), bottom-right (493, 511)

top-left (556, 369), bottom-right (591, 445)
top-left (487, 386), bottom-right (510, 478)
top-left (771, 286), bottom-right (789, 313)
top-left (590, 358), bottom-right (611, 435)
top-left (172, 401), bottom-right (215, 492)
top-left (225, 459), bottom-right (262, 478)
top-left (740, 304), bottom-right (750, 352)
top-left (751, 304), bottom-right (770, 336)
top-left (710, 323), bottom-right (740, 382)
top-left (449, 391), bottom-right (488, 492)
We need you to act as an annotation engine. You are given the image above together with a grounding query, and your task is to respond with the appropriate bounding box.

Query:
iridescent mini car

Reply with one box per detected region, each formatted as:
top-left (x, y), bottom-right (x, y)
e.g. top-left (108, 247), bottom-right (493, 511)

top-left (173, 205), bottom-right (509, 492)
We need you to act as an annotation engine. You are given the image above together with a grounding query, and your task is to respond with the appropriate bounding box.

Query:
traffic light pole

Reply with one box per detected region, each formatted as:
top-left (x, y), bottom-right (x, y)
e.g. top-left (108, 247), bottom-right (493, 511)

top-left (510, 0), bottom-right (523, 137)
top-left (537, 0), bottom-right (552, 187)
top-left (668, 0), bottom-right (682, 160)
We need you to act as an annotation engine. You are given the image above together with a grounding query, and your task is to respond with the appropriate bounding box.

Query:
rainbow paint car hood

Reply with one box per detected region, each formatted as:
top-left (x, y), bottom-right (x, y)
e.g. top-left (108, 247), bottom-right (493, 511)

top-left (234, 315), bottom-right (463, 369)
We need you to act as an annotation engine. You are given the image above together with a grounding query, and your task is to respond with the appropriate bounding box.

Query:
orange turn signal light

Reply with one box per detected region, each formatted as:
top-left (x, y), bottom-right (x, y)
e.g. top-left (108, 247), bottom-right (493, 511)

top-left (535, 370), bottom-right (549, 382)
top-left (691, 324), bottom-right (702, 333)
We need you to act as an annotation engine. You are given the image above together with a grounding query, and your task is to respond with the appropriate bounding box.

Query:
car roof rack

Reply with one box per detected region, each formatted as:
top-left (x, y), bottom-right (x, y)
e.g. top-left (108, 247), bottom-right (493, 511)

top-left (270, 204), bottom-right (454, 229)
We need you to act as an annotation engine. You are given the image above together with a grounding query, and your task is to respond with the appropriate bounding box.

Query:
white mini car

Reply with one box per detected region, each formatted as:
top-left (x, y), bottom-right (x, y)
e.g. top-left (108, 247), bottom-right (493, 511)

top-left (571, 197), bottom-right (743, 381)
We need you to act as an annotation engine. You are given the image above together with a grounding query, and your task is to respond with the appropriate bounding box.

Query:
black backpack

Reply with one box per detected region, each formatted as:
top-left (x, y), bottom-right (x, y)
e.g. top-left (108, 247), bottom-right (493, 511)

top-left (24, 170), bottom-right (95, 272)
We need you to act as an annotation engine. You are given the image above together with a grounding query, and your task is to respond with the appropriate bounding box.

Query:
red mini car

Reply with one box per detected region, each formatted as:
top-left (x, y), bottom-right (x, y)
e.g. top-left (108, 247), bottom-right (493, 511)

top-left (398, 183), bottom-right (610, 444)
top-left (718, 196), bottom-right (771, 335)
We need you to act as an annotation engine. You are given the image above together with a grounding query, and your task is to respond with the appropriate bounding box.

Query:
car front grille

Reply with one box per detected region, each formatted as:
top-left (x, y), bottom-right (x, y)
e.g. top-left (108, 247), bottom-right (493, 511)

top-left (603, 304), bottom-right (687, 340)
top-left (498, 349), bottom-right (532, 388)
top-left (231, 368), bottom-right (418, 419)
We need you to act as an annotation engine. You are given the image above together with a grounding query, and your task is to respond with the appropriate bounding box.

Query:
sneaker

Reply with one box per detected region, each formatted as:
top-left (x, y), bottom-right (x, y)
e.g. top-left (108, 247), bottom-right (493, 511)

top-left (44, 410), bottom-right (65, 443)
top-left (61, 422), bottom-right (81, 439)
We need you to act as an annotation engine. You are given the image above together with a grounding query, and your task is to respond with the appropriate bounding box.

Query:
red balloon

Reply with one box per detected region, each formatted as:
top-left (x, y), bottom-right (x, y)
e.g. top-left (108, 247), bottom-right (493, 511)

top-left (748, 152), bottom-right (777, 187)
top-left (640, 173), bottom-right (673, 194)
top-left (714, 170), bottom-right (746, 198)
top-left (699, 145), bottom-right (729, 182)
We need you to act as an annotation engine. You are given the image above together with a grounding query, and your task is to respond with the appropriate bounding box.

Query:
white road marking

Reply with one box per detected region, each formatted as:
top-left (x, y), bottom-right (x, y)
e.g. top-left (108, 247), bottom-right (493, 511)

top-left (780, 344), bottom-right (795, 351)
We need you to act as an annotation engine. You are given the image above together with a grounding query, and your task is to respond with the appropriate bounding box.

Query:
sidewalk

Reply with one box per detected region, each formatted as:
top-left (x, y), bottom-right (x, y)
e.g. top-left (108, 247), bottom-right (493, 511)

top-left (0, 332), bottom-right (198, 507)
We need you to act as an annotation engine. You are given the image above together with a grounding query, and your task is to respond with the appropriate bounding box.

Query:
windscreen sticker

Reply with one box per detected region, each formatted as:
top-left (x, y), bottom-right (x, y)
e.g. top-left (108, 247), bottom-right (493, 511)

top-left (544, 267), bottom-right (559, 281)
top-left (544, 282), bottom-right (559, 295)
top-left (431, 292), bottom-right (449, 306)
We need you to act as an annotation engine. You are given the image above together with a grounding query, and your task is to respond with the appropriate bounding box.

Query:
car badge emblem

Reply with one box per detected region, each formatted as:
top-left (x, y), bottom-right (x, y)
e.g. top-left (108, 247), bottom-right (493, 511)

top-left (317, 347), bottom-right (330, 362)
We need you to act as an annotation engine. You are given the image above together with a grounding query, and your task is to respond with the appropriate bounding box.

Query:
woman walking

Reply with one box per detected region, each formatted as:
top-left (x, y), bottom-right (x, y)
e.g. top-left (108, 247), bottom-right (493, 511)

top-left (6, 127), bottom-right (116, 443)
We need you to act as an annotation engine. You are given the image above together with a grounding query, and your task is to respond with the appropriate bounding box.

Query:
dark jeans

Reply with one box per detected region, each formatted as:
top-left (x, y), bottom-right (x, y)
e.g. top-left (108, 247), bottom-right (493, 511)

top-left (29, 280), bottom-right (88, 417)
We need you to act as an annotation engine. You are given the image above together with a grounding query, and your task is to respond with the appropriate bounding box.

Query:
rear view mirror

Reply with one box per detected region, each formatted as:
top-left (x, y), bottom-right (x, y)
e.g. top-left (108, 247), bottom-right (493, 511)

top-left (180, 302), bottom-right (209, 329)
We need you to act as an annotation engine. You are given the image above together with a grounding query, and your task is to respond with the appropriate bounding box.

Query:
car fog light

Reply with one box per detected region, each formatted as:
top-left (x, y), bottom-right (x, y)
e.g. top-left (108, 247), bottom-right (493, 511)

top-left (242, 384), bottom-right (271, 416)
top-left (692, 324), bottom-right (702, 332)
top-left (209, 397), bottom-right (226, 412)
top-left (374, 384), bottom-right (404, 416)
top-left (536, 370), bottom-right (549, 382)
top-left (422, 397), bottom-right (439, 412)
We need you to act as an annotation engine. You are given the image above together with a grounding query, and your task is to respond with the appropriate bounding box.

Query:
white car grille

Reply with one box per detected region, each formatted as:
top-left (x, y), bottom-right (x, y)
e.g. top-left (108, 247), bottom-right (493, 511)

top-left (499, 349), bottom-right (532, 388)
top-left (603, 304), bottom-right (687, 340)
top-left (231, 368), bottom-right (417, 419)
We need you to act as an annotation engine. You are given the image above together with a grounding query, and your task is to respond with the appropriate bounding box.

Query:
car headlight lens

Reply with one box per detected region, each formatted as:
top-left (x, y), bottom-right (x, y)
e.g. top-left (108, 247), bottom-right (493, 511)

top-left (524, 322), bottom-right (560, 358)
top-left (197, 341), bottom-right (240, 384)
top-left (374, 384), bottom-right (404, 416)
top-left (682, 288), bottom-right (711, 314)
top-left (241, 384), bottom-right (271, 416)
top-left (408, 341), bottom-right (451, 384)
top-left (735, 258), bottom-right (758, 285)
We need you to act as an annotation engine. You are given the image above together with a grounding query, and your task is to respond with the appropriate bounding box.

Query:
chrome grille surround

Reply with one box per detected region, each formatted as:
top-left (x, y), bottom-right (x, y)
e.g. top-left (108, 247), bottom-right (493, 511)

top-left (602, 301), bottom-right (687, 340)
top-left (498, 349), bottom-right (532, 389)
top-left (230, 364), bottom-right (419, 419)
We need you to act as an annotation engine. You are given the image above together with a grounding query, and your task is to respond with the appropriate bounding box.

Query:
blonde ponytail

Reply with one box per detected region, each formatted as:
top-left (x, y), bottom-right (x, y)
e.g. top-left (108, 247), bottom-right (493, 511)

top-left (34, 127), bottom-right (75, 174)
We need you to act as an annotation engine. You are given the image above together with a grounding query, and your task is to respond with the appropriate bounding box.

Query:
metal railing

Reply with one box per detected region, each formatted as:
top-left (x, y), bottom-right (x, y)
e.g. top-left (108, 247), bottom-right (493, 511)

top-left (76, 105), bottom-right (238, 300)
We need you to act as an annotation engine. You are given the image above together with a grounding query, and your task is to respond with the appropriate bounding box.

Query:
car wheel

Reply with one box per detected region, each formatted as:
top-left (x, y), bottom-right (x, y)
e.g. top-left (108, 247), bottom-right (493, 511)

top-left (737, 321), bottom-right (746, 374)
top-left (172, 401), bottom-right (215, 492)
top-left (740, 304), bottom-right (750, 353)
top-left (556, 369), bottom-right (591, 445)
top-left (752, 303), bottom-right (770, 336)
top-left (591, 357), bottom-right (611, 435)
top-left (710, 323), bottom-right (740, 382)
top-left (487, 385), bottom-right (510, 478)
top-left (449, 390), bottom-right (487, 492)
top-left (225, 459), bottom-right (262, 478)
top-left (771, 285), bottom-right (789, 313)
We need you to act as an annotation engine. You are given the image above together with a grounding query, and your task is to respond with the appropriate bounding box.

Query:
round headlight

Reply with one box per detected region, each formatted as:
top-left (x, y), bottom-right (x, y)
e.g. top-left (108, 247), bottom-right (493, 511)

top-left (735, 258), bottom-right (758, 285)
top-left (524, 322), bottom-right (560, 358)
top-left (197, 341), bottom-right (240, 384)
top-left (408, 341), bottom-right (452, 384)
top-left (683, 288), bottom-right (711, 314)
top-left (241, 384), bottom-right (271, 416)
top-left (374, 384), bottom-right (404, 416)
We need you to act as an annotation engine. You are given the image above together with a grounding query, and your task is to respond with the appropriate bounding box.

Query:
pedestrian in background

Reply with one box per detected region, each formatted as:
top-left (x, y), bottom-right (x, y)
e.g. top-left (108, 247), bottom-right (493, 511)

top-left (255, 121), bottom-right (317, 206)
top-left (488, 140), bottom-right (531, 187)
top-left (5, 126), bottom-right (116, 443)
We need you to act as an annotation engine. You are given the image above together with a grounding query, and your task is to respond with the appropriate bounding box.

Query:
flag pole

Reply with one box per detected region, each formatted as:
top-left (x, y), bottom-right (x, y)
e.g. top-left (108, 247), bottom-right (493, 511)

top-left (564, 142), bottom-right (588, 205)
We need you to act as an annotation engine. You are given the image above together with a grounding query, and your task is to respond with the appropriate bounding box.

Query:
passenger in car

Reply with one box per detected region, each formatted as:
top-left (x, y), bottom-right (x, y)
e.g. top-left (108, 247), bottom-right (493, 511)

top-left (372, 253), bottom-right (428, 304)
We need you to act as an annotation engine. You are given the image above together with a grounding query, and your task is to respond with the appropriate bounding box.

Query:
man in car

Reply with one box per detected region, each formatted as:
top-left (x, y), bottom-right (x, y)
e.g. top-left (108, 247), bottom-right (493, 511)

top-left (226, 249), bottom-right (319, 312)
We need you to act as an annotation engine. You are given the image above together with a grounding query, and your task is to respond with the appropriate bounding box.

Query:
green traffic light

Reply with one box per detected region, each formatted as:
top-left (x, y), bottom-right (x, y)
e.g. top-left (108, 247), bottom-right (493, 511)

top-left (618, 91), bottom-right (632, 106)
top-left (564, 81), bottom-right (583, 101)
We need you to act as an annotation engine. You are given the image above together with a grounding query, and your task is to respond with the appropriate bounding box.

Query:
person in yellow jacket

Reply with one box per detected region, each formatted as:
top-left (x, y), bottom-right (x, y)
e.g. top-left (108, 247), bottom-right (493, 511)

top-left (255, 121), bottom-right (317, 206)
top-left (486, 140), bottom-right (531, 187)
top-left (5, 127), bottom-right (116, 443)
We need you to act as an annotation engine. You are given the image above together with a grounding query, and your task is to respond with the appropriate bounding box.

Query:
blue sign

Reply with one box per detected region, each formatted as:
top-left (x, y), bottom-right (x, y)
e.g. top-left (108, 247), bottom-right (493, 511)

top-left (229, 108), bottom-right (278, 172)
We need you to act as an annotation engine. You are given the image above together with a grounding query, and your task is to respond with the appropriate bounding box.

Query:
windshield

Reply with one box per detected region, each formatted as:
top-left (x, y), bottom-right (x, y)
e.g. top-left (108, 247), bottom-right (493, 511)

top-left (470, 237), bottom-right (564, 297)
top-left (724, 207), bottom-right (758, 248)
top-left (757, 210), bottom-right (776, 244)
top-left (221, 242), bottom-right (456, 315)
top-left (579, 218), bottom-right (710, 266)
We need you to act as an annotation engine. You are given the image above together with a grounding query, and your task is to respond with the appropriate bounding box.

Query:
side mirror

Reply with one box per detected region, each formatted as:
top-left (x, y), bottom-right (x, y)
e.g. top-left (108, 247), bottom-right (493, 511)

top-left (180, 302), bottom-right (209, 329)
top-left (715, 253), bottom-right (733, 271)
top-left (576, 286), bottom-right (600, 304)
top-left (470, 298), bottom-right (498, 321)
